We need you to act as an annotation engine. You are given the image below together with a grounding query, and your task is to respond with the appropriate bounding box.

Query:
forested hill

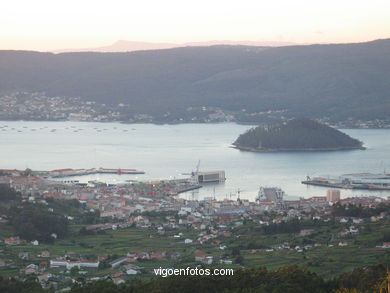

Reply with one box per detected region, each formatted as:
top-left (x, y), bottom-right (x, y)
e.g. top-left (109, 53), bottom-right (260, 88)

top-left (1, 39), bottom-right (390, 120)
top-left (233, 118), bottom-right (364, 151)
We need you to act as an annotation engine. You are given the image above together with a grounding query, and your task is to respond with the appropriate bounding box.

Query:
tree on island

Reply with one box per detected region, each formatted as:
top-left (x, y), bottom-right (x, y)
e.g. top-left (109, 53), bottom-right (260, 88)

top-left (233, 118), bottom-right (364, 151)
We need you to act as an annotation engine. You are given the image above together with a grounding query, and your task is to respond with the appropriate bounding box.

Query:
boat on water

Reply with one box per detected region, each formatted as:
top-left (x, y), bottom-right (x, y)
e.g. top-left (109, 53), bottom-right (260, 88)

top-left (302, 173), bottom-right (390, 191)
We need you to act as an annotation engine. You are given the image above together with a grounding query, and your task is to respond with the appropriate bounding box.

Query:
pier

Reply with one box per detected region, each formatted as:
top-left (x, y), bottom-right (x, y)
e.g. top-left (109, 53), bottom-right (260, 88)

top-left (302, 173), bottom-right (390, 191)
top-left (49, 168), bottom-right (145, 177)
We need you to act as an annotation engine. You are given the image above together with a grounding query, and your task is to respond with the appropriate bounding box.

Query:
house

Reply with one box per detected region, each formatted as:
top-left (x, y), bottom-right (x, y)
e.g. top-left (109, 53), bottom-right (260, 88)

top-left (126, 268), bottom-right (138, 275)
top-left (4, 236), bottom-right (21, 245)
top-left (178, 210), bottom-right (188, 217)
top-left (352, 218), bottom-right (363, 224)
top-left (383, 242), bottom-right (390, 248)
top-left (184, 238), bottom-right (193, 244)
top-left (370, 216), bottom-right (379, 222)
top-left (19, 252), bottom-right (29, 260)
top-left (113, 271), bottom-right (123, 278)
top-left (37, 273), bottom-right (51, 284)
top-left (338, 229), bottom-right (350, 237)
top-left (25, 264), bottom-right (38, 275)
top-left (201, 256), bottom-right (213, 265)
top-left (98, 255), bottom-right (108, 261)
top-left (113, 277), bottom-right (125, 285)
top-left (349, 226), bottom-right (359, 234)
top-left (180, 207), bottom-right (192, 213)
top-left (133, 215), bottom-right (150, 227)
top-left (170, 251), bottom-right (181, 260)
top-left (222, 231), bottom-right (232, 237)
top-left (109, 256), bottom-right (129, 268)
top-left (65, 252), bottom-right (79, 259)
top-left (136, 252), bottom-right (150, 260)
top-left (219, 259), bottom-right (233, 265)
top-left (41, 250), bottom-right (50, 258)
top-left (299, 229), bottom-right (313, 236)
top-left (157, 226), bottom-right (165, 235)
top-left (123, 264), bottom-right (141, 273)
top-left (150, 252), bottom-right (164, 260)
top-left (195, 254), bottom-right (205, 262)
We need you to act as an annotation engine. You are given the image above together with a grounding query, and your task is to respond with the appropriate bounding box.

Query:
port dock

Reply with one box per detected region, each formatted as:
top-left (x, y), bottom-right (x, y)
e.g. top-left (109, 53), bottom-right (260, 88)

top-left (302, 173), bottom-right (390, 191)
top-left (49, 168), bottom-right (145, 178)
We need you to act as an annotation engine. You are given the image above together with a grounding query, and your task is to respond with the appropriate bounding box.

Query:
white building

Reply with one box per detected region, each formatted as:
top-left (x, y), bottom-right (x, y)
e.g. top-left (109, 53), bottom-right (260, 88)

top-left (50, 259), bottom-right (99, 269)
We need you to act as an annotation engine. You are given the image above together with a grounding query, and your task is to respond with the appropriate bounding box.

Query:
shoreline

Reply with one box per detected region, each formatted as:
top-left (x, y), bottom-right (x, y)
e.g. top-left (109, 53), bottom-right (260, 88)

top-left (231, 145), bottom-right (366, 152)
top-left (0, 119), bottom-right (389, 129)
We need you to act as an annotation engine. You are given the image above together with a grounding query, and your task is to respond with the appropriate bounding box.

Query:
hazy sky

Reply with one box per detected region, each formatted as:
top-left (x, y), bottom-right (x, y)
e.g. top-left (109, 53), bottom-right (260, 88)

top-left (1, 0), bottom-right (390, 51)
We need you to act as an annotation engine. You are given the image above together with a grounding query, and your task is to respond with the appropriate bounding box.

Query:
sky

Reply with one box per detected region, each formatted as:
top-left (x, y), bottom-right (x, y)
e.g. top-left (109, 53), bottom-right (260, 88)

top-left (1, 0), bottom-right (390, 51)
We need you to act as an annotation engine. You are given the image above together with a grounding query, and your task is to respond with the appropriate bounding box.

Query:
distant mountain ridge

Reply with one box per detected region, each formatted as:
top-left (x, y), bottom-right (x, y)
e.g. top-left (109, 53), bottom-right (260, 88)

top-left (1, 38), bottom-right (390, 122)
top-left (53, 40), bottom-right (297, 53)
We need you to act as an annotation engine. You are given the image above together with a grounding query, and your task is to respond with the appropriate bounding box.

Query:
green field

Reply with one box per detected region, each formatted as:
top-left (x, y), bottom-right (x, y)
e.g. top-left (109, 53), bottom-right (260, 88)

top-left (1, 219), bottom-right (389, 279)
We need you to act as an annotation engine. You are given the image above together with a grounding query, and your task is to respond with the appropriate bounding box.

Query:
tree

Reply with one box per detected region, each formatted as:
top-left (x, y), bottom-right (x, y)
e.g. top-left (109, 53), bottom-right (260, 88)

top-left (336, 288), bottom-right (362, 293)
top-left (235, 255), bottom-right (244, 265)
top-left (0, 184), bottom-right (19, 201)
top-left (231, 247), bottom-right (240, 256)
top-left (22, 168), bottom-right (33, 177)
top-left (234, 118), bottom-right (363, 151)
top-left (70, 266), bottom-right (79, 276)
top-left (10, 205), bottom-right (69, 242)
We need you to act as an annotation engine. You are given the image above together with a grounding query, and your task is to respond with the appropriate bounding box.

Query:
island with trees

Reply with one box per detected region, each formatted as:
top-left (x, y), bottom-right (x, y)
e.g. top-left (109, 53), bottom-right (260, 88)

top-left (232, 118), bottom-right (365, 152)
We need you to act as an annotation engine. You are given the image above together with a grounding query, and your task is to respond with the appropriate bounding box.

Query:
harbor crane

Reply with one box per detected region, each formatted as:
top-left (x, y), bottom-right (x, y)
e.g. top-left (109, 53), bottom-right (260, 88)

top-left (190, 160), bottom-right (201, 184)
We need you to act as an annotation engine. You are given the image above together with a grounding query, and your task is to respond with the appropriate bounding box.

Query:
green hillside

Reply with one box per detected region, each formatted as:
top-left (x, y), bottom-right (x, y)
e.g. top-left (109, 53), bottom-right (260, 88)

top-left (1, 39), bottom-right (390, 121)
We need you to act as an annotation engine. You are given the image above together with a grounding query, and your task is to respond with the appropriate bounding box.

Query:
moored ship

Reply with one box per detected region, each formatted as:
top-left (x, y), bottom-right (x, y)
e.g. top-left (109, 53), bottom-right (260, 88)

top-left (302, 173), bottom-right (390, 191)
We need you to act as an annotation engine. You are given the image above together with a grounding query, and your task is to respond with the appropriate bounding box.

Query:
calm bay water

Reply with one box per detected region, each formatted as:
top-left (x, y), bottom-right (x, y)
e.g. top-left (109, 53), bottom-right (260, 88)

top-left (1, 121), bottom-right (390, 200)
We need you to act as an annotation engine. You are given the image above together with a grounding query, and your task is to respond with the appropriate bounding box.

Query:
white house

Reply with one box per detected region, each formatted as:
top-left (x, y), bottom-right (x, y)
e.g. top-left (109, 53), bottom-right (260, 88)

top-left (126, 269), bottom-right (138, 275)
top-left (184, 238), bottom-right (193, 244)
